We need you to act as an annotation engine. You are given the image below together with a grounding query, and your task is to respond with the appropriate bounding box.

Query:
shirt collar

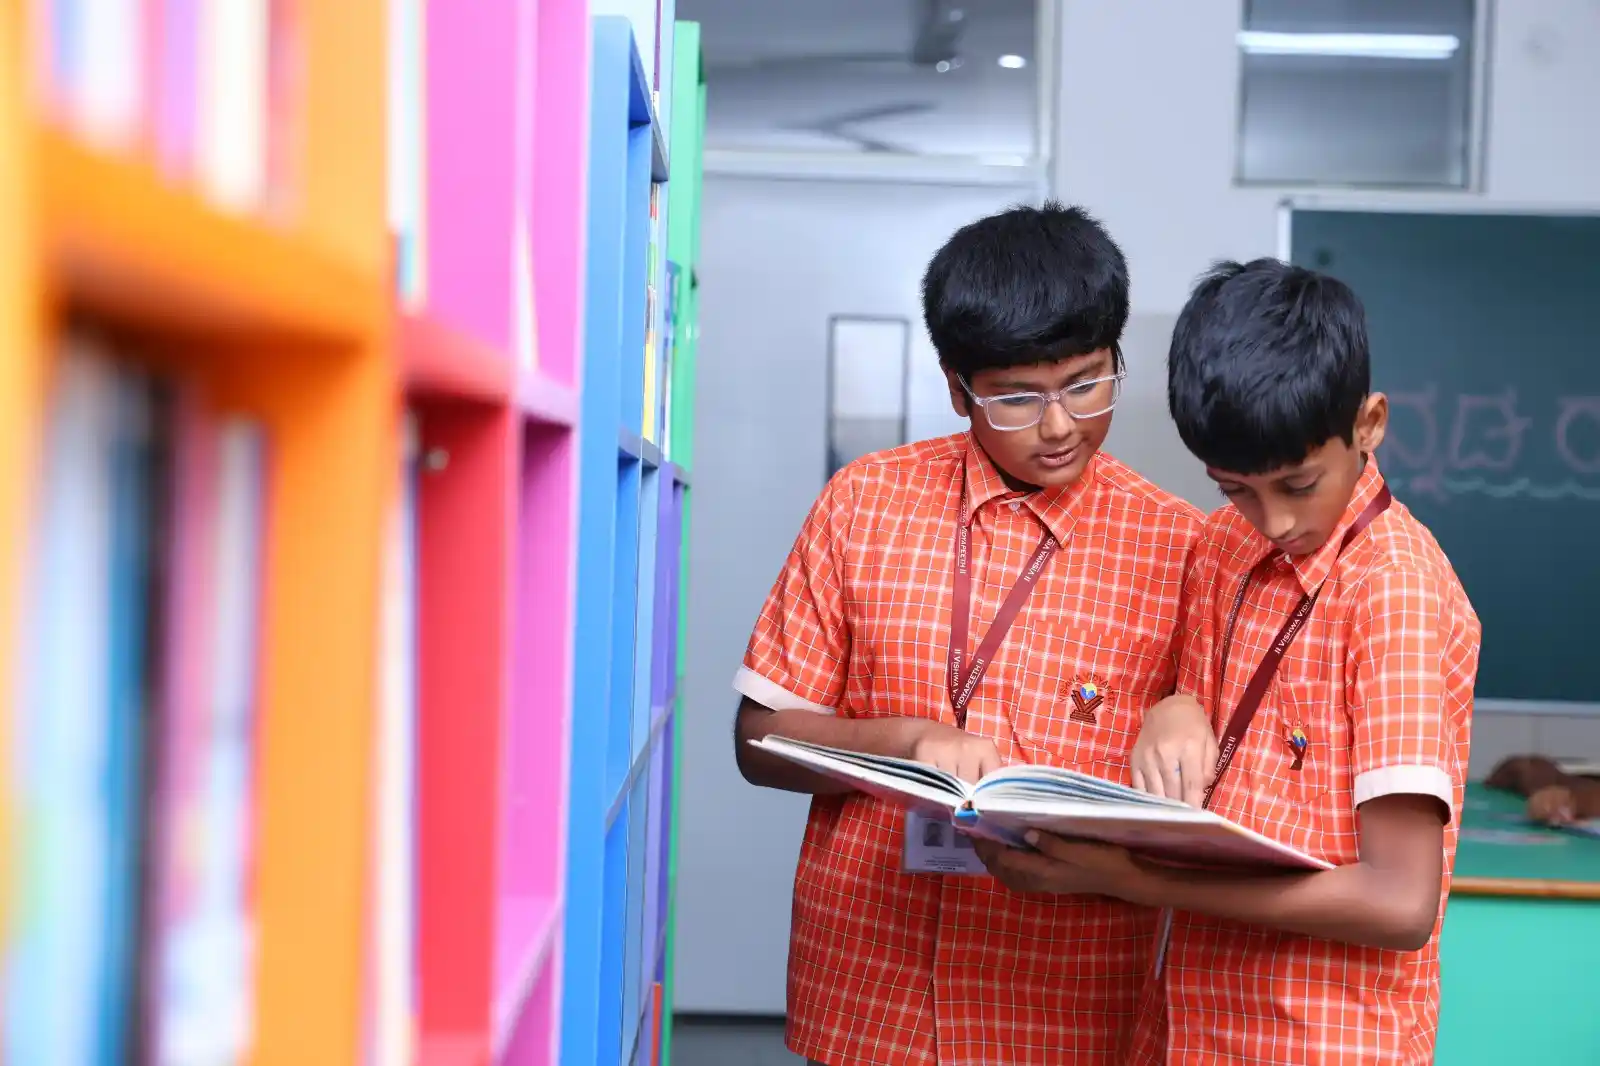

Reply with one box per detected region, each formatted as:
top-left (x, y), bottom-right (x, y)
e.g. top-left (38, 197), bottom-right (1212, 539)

top-left (962, 432), bottom-right (1098, 546)
top-left (1244, 457), bottom-right (1387, 593)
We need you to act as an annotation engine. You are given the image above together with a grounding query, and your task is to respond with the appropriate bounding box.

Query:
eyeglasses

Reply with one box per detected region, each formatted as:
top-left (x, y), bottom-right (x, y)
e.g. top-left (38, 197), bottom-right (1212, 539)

top-left (959, 370), bottom-right (1126, 431)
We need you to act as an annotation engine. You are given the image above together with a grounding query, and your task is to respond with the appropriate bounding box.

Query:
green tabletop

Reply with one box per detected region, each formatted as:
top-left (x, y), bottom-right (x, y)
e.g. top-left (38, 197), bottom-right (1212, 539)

top-left (1453, 783), bottom-right (1600, 897)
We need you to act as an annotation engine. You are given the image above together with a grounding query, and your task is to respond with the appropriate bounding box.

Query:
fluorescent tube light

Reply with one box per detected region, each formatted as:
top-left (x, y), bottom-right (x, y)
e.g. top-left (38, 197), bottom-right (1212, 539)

top-left (1237, 31), bottom-right (1460, 60)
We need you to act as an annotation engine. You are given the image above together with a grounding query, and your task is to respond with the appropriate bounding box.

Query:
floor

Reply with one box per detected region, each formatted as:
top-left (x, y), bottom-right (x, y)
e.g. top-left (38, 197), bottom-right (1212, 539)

top-left (671, 1016), bottom-right (803, 1066)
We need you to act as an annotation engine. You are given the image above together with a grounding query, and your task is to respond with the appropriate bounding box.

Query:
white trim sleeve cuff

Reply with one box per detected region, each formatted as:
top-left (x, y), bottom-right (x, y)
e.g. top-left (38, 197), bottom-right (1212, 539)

top-left (1353, 765), bottom-right (1456, 812)
top-left (733, 667), bottom-right (836, 715)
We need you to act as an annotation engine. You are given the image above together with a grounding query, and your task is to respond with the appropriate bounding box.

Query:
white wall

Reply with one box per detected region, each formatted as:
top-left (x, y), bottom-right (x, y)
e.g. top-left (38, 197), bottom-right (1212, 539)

top-left (674, 177), bottom-right (1029, 1014)
top-left (1054, 0), bottom-right (1600, 319)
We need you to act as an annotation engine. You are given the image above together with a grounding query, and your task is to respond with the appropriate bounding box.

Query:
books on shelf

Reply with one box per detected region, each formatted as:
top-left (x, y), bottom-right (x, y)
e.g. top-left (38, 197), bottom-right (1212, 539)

top-left (5, 334), bottom-right (165, 1066)
top-left (34, 0), bottom-right (302, 216)
top-left (643, 183), bottom-right (660, 441)
top-left (750, 736), bottom-right (1331, 872)
top-left (147, 405), bottom-right (269, 1066)
top-left (660, 261), bottom-right (679, 456)
top-left (362, 412), bottom-right (420, 1066)
top-left (2, 331), bottom-right (273, 1066)
top-left (387, 0), bottom-right (428, 305)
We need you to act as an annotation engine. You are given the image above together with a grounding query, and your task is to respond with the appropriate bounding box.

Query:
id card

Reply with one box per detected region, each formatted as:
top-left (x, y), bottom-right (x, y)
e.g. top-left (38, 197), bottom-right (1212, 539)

top-left (902, 811), bottom-right (987, 875)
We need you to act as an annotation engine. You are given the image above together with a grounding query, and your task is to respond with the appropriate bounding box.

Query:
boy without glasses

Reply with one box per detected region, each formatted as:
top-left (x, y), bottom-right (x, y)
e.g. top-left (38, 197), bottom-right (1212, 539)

top-left (978, 258), bottom-right (1481, 1065)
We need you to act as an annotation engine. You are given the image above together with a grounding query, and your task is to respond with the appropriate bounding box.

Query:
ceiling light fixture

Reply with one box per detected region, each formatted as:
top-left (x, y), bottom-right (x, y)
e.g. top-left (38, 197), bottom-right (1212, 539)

top-left (1237, 31), bottom-right (1460, 60)
top-left (998, 54), bottom-right (1027, 69)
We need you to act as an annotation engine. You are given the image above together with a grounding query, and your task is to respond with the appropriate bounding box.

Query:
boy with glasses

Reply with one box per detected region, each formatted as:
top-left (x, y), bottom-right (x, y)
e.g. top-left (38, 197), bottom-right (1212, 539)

top-left (732, 202), bottom-right (1203, 1065)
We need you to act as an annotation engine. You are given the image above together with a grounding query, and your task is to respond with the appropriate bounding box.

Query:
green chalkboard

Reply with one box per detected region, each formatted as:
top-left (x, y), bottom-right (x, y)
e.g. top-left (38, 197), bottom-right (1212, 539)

top-left (1289, 209), bottom-right (1600, 703)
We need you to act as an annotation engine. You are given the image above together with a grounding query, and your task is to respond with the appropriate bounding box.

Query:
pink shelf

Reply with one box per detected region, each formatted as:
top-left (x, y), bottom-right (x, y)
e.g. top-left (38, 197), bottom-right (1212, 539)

top-left (500, 939), bottom-right (562, 1066)
top-left (517, 367), bottom-right (580, 426)
top-left (493, 894), bottom-right (564, 1054)
top-left (425, 0), bottom-right (519, 356)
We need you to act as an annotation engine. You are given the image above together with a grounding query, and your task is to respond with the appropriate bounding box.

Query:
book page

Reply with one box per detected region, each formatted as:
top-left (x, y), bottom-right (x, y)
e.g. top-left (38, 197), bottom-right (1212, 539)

top-left (747, 736), bottom-right (970, 811)
top-left (975, 764), bottom-right (1186, 808)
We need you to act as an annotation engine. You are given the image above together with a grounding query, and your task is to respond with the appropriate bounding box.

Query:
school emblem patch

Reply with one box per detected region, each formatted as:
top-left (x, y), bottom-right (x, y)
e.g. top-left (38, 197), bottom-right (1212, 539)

top-left (1069, 677), bottom-right (1106, 724)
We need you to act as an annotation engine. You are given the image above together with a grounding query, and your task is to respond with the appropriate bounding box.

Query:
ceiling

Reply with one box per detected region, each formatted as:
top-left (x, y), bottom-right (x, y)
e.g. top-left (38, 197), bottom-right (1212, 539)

top-left (675, 0), bottom-right (1041, 159)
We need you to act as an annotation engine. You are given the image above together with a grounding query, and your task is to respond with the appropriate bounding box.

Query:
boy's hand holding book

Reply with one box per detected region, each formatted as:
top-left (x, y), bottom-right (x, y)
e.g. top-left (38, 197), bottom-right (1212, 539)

top-left (899, 719), bottom-right (1003, 784)
top-left (1128, 694), bottom-right (1218, 808)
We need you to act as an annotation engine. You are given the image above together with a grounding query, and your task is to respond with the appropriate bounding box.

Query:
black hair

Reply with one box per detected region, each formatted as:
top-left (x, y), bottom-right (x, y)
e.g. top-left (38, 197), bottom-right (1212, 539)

top-left (1167, 257), bottom-right (1370, 475)
top-left (921, 200), bottom-right (1128, 378)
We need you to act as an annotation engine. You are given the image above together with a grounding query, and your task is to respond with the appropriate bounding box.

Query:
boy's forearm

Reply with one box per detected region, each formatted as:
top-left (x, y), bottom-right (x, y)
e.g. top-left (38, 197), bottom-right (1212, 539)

top-left (733, 698), bottom-right (919, 795)
top-left (1125, 861), bottom-right (1438, 952)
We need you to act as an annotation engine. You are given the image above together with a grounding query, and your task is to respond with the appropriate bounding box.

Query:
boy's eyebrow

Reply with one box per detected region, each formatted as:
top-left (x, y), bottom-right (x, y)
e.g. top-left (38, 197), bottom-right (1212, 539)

top-left (1205, 464), bottom-right (1319, 484)
top-left (993, 355), bottom-right (1111, 391)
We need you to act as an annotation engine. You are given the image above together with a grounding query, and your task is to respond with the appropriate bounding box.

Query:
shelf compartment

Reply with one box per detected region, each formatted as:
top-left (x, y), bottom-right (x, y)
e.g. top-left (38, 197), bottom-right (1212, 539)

top-left (400, 312), bottom-right (513, 405)
top-left (39, 129), bottom-right (376, 343)
top-left (492, 894), bottom-right (563, 1060)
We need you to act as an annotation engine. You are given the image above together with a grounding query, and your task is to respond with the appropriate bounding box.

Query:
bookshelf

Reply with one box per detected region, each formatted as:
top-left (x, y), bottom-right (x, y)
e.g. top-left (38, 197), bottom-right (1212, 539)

top-left (659, 24), bottom-right (705, 1066)
top-left (560, 5), bottom-right (705, 1065)
top-left (0, 2), bottom-right (704, 1066)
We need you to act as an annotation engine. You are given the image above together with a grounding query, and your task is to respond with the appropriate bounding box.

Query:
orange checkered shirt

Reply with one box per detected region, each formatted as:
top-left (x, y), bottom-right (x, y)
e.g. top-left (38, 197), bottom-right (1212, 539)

top-left (735, 433), bottom-right (1203, 1066)
top-left (1126, 459), bottom-right (1481, 1066)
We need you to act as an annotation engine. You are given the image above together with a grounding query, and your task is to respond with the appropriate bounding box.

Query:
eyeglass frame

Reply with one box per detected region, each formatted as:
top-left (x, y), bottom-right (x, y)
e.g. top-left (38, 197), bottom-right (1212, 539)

top-left (958, 368), bottom-right (1128, 431)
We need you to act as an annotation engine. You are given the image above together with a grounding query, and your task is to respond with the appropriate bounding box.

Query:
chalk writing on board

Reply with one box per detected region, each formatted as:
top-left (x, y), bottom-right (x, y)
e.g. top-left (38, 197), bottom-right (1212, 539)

top-left (1381, 385), bottom-right (1600, 501)
top-left (1556, 397), bottom-right (1600, 475)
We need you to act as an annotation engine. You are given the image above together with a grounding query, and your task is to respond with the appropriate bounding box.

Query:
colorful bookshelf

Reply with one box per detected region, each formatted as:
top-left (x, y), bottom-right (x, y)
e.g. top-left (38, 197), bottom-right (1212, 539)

top-left (392, 0), bottom-right (587, 1063)
top-left (562, 8), bottom-right (704, 1066)
top-left (659, 24), bottom-right (705, 1066)
top-left (0, 2), bottom-right (395, 1064)
top-left (1, 2), bottom-right (702, 1064)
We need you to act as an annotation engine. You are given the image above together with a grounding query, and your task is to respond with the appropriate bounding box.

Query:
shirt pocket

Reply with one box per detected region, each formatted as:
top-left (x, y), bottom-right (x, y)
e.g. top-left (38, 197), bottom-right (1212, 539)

top-left (1010, 619), bottom-right (1156, 770)
top-left (1230, 676), bottom-right (1334, 823)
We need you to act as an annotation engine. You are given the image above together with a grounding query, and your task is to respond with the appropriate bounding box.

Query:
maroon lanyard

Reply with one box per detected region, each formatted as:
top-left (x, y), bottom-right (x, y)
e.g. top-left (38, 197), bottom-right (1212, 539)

top-left (1201, 484), bottom-right (1392, 808)
top-left (948, 491), bottom-right (1058, 729)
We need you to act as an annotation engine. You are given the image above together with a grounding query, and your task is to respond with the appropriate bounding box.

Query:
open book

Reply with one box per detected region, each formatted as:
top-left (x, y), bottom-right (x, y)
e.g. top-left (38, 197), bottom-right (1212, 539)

top-left (752, 735), bottom-right (1331, 872)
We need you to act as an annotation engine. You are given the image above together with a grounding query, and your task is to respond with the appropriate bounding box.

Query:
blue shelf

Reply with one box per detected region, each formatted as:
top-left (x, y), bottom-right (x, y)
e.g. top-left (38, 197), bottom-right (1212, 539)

top-left (565, 15), bottom-right (686, 1066)
top-left (597, 14), bottom-right (670, 182)
top-left (598, 812), bottom-right (630, 1064)
top-left (564, 14), bottom-right (638, 1066)
top-left (619, 428), bottom-right (663, 468)
top-left (607, 460), bottom-right (642, 797)
top-left (633, 469), bottom-right (661, 761)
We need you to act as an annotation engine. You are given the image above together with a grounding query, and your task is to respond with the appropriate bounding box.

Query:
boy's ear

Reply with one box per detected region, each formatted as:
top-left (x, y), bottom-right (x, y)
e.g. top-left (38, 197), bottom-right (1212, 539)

top-left (945, 368), bottom-right (970, 417)
top-left (1356, 392), bottom-right (1388, 455)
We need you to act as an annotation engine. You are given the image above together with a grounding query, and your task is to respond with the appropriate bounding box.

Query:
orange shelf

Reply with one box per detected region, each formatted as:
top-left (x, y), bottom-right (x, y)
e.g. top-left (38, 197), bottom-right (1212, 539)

top-left (399, 311), bottom-right (513, 404)
top-left (38, 127), bottom-right (377, 342)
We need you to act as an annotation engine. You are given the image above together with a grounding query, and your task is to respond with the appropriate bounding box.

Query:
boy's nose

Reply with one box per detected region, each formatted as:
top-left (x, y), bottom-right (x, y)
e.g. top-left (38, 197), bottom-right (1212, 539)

top-left (1261, 503), bottom-right (1297, 541)
top-left (1038, 400), bottom-right (1074, 440)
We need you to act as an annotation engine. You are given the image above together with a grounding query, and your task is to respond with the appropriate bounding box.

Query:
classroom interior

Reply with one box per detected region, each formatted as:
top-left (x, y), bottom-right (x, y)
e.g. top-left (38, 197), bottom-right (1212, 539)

top-left (1, 1), bottom-right (1598, 1065)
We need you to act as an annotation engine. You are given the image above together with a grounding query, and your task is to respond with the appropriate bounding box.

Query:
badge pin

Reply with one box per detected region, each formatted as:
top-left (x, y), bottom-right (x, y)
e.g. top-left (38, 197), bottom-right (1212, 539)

top-left (1069, 677), bottom-right (1106, 724)
top-left (1287, 726), bottom-right (1309, 771)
